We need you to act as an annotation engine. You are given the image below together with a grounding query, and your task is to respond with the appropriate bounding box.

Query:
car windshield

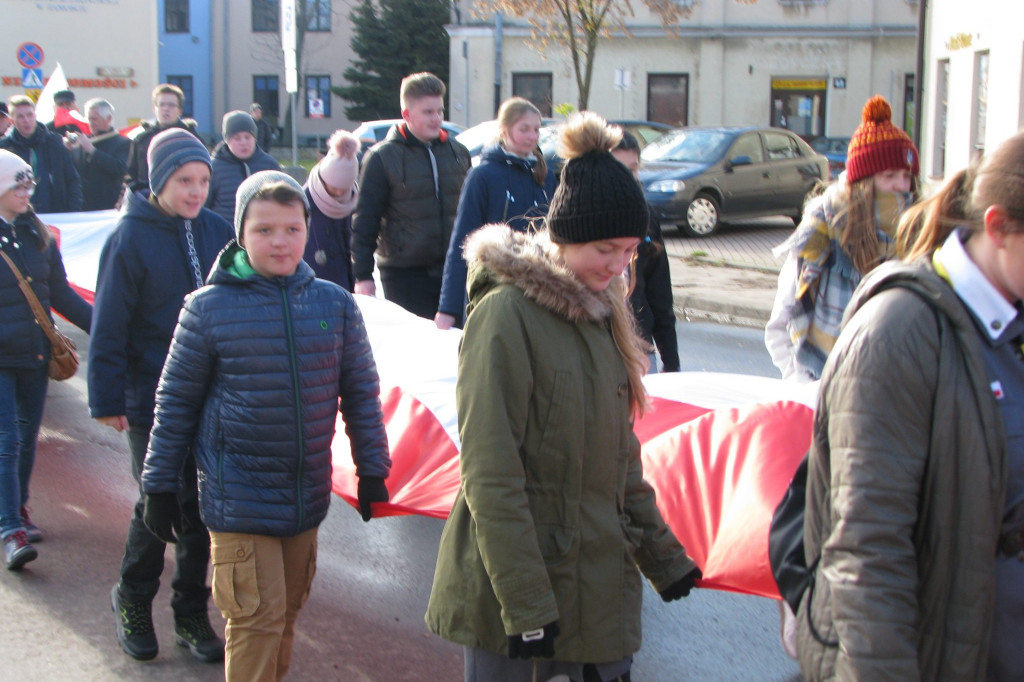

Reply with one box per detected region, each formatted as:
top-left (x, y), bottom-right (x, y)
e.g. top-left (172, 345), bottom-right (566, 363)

top-left (642, 130), bottom-right (733, 163)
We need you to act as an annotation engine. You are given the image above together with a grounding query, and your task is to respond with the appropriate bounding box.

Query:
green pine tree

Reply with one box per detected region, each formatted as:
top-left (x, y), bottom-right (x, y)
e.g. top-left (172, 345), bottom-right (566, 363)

top-left (334, 0), bottom-right (451, 122)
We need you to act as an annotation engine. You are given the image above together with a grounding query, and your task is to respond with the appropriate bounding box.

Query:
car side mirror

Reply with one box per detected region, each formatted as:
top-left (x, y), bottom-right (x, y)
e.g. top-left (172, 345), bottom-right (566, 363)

top-left (727, 155), bottom-right (752, 169)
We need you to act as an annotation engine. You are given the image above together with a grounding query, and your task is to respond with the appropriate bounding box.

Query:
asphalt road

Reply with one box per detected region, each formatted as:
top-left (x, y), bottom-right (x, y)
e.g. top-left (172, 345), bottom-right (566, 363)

top-left (2, 323), bottom-right (800, 681)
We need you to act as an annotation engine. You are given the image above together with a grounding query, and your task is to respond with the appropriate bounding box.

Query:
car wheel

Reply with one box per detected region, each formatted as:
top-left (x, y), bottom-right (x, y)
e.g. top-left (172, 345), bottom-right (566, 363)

top-left (680, 193), bottom-right (720, 238)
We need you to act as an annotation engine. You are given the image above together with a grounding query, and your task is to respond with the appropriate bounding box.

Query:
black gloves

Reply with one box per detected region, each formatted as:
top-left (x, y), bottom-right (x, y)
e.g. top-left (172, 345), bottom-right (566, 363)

top-left (507, 621), bottom-right (559, 659)
top-left (143, 492), bottom-right (182, 544)
top-left (357, 476), bottom-right (389, 522)
top-left (660, 567), bottom-right (702, 602)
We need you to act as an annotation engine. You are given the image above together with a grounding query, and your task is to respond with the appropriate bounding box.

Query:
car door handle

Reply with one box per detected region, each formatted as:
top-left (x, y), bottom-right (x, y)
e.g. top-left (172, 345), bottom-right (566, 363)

top-left (762, 172), bottom-right (771, 179)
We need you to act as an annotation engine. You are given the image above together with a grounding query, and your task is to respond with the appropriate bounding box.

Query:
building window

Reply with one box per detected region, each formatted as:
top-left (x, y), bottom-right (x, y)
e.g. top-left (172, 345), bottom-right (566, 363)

top-left (254, 75), bottom-right (280, 119)
top-left (305, 75), bottom-right (331, 118)
top-left (778, 0), bottom-right (829, 5)
top-left (253, 0), bottom-right (279, 32)
top-left (165, 0), bottom-right (190, 34)
top-left (932, 59), bottom-right (949, 178)
top-left (512, 73), bottom-right (553, 117)
top-left (305, 0), bottom-right (331, 31)
top-left (971, 51), bottom-right (989, 162)
top-left (647, 74), bottom-right (688, 127)
top-left (904, 73), bottom-right (915, 134)
top-left (166, 76), bottom-right (194, 119)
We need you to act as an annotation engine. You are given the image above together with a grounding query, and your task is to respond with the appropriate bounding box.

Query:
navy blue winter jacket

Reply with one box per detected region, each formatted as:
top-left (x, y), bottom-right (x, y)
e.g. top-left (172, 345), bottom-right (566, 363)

top-left (1, 213), bottom-right (92, 368)
top-left (206, 142), bottom-right (281, 224)
top-left (88, 190), bottom-right (234, 425)
top-left (303, 186), bottom-right (355, 291)
top-left (1, 123), bottom-right (83, 213)
top-left (437, 143), bottom-right (556, 319)
top-left (142, 243), bottom-right (390, 536)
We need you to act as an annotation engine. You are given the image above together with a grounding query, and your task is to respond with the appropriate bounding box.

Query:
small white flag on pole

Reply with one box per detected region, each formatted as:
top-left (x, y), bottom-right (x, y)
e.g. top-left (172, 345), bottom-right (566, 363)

top-left (35, 62), bottom-right (69, 124)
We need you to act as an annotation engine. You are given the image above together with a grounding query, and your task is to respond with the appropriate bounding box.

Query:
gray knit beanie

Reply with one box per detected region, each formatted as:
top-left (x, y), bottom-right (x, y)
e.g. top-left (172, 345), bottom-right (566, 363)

top-left (546, 113), bottom-right (649, 244)
top-left (147, 128), bottom-right (211, 196)
top-left (234, 170), bottom-right (310, 239)
top-left (222, 110), bottom-right (257, 141)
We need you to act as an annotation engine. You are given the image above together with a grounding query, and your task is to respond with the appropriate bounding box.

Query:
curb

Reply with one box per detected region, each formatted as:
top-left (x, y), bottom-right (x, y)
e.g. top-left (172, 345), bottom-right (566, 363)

top-left (673, 297), bottom-right (769, 329)
top-left (690, 255), bottom-right (781, 276)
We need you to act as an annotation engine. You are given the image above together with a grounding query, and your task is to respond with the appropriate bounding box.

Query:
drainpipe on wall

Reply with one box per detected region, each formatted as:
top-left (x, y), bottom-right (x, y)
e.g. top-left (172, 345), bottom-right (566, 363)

top-left (913, 0), bottom-right (927, 151)
top-left (222, 0), bottom-right (230, 135)
top-left (494, 12), bottom-right (503, 117)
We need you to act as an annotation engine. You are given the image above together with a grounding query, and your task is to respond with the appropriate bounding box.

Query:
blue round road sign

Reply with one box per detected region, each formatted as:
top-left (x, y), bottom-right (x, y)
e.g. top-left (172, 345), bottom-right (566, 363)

top-left (17, 43), bottom-right (44, 69)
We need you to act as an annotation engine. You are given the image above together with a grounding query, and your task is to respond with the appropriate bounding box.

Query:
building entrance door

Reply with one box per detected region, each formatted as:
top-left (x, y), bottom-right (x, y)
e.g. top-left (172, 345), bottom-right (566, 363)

top-left (769, 78), bottom-right (826, 141)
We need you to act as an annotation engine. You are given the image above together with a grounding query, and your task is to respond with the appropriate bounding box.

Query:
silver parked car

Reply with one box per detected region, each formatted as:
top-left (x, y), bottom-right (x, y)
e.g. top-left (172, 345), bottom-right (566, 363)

top-left (640, 126), bottom-right (829, 237)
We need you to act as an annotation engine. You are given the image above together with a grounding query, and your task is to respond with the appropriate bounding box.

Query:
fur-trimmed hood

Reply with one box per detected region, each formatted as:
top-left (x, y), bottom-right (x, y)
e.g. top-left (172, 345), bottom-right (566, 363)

top-left (463, 223), bottom-right (622, 323)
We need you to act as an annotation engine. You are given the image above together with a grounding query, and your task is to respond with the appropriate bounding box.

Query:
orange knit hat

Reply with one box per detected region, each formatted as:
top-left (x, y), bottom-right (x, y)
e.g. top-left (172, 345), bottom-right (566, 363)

top-left (845, 95), bottom-right (919, 183)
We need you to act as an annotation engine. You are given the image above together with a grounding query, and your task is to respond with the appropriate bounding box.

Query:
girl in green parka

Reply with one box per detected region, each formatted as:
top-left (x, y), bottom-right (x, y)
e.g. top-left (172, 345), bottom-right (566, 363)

top-left (425, 113), bottom-right (701, 682)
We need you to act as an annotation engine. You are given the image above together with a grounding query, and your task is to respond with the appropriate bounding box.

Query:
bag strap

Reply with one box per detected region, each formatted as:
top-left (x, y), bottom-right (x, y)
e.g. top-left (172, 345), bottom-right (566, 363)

top-left (0, 248), bottom-right (63, 347)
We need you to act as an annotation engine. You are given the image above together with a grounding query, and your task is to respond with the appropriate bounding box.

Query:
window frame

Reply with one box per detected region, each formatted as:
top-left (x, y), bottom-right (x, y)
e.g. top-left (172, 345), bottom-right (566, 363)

top-left (305, 0), bottom-right (332, 32)
top-left (304, 74), bottom-right (332, 118)
top-left (252, 0), bottom-right (279, 32)
top-left (166, 75), bottom-right (194, 119)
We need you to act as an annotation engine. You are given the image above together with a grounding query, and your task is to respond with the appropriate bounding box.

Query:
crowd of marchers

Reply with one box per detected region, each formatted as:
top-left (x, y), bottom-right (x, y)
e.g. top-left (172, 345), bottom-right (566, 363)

top-left (2, 72), bottom-right (1024, 682)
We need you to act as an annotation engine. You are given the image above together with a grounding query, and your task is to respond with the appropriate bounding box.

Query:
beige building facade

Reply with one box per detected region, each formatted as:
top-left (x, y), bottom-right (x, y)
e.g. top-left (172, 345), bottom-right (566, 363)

top-left (920, 0), bottom-right (1024, 186)
top-left (0, 1), bottom-right (158, 127)
top-left (448, 0), bottom-right (918, 143)
top-left (209, 0), bottom-right (359, 146)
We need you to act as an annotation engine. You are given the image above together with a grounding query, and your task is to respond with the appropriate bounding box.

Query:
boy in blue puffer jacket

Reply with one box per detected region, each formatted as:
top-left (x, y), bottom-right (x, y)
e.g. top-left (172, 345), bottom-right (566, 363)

top-left (141, 170), bottom-right (391, 681)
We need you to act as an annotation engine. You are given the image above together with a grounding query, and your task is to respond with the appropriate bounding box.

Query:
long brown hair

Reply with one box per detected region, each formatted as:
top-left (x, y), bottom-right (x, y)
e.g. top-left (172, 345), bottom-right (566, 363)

top-left (497, 97), bottom-right (548, 186)
top-left (896, 169), bottom-right (971, 261)
top-left (899, 131), bottom-right (1024, 261)
top-left (839, 174), bottom-right (917, 274)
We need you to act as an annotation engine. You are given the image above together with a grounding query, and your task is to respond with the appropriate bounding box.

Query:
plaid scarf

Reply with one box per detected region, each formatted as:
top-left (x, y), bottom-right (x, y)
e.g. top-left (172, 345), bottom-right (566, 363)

top-left (777, 183), bottom-right (911, 379)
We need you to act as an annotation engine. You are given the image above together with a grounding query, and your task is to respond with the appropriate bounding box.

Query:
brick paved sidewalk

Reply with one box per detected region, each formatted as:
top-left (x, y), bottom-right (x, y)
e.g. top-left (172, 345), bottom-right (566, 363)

top-left (660, 220), bottom-right (792, 327)
top-left (662, 219), bottom-right (791, 272)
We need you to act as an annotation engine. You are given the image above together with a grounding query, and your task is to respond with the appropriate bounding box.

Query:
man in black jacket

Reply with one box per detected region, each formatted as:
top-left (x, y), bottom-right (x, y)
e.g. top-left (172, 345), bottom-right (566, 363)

top-left (124, 84), bottom-right (201, 192)
top-left (351, 72), bottom-right (470, 319)
top-left (66, 98), bottom-right (131, 210)
top-left (1, 95), bottom-right (82, 213)
top-left (249, 102), bottom-right (274, 151)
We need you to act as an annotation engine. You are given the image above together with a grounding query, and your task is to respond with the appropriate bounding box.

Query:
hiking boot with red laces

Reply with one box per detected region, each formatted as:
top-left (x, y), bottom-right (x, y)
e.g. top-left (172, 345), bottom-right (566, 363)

top-left (20, 506), bottom-right (42, 543)
top-left (4, 530), bottom-right (38, 570)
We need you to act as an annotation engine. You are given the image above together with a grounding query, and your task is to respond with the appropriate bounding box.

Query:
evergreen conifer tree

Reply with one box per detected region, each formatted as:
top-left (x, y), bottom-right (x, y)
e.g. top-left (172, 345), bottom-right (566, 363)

top-left (335, 0), bottom-right (450, 121)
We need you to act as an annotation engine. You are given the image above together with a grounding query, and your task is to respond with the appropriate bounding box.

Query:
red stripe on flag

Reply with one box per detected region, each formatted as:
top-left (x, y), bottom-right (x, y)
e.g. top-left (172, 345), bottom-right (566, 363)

top-left (332, 385), bottom-right (460, 520)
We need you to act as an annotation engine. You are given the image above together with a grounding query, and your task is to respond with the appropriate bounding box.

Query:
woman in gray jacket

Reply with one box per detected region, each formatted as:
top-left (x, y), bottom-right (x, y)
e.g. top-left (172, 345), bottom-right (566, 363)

top-left (797, 132), bottom-right (1024, 681)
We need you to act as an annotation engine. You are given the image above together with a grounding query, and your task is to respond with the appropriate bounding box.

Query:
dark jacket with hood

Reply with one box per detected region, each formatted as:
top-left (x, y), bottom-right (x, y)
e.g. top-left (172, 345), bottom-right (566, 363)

top-left (437, 142), bottom-right (556, 320)
top-left (206, 141), bottom-right (281, 223)
top-left (124, 118), bottom-right (201, 192)
top-left (1, 213), bottom-right (92, 368)
top-left (797, 259), bottom-right (1007, 681)
top-left (351, 123), bottom-right (470, 280)
top-left (1, 122), bottom-right (83, 213)
top-left (630, 216), bottom-right (679, 371)
top-left (142, 242), bottom-right (390, 536)
top-left (426, 225), bottom-right (695, 661)
top-left (88, 189), bottom-right (234, 426)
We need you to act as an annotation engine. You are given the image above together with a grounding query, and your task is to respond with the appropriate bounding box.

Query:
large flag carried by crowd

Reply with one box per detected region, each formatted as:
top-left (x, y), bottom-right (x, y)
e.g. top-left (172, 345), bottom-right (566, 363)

top-left (45, 210), bottom-right (815, 601)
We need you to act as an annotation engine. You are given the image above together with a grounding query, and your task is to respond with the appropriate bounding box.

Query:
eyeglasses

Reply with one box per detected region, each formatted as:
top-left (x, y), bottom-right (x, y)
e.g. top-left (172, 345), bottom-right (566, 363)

top-left (12, 182), bottom-right (36, 197)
